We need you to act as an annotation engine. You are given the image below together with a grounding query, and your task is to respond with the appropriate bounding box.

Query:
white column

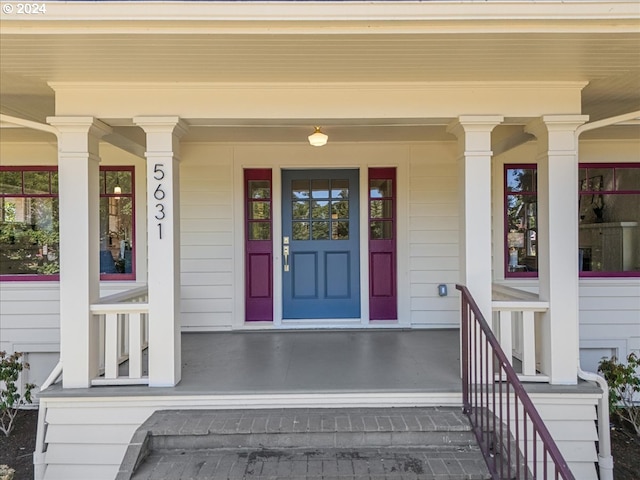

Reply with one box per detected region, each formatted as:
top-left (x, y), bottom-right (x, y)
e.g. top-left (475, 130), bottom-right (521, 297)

top-left (47, 116), bottom-right (112, 388)
top-left (134, 116), bottom-right (187, 387)
top-left (526, 115), bottom-right (588, 385)
top-left (447, 116), bottom-right (503, 319)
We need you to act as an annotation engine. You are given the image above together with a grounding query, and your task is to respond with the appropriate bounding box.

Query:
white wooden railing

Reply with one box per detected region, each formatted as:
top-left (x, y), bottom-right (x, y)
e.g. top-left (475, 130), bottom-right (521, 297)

top-left (492, 284), bottom-right (550, 382)
top-left (90, 286), bottom-right (149, 386)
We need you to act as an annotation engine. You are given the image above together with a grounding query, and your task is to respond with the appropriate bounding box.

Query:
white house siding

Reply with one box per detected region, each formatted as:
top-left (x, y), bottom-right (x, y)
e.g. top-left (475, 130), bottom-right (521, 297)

top-left (179, 144), bottom-right (235, 331)
top-left (35, 391), bottom-right (598, 480)
top-left (408, 143), bottom-right (461, 328)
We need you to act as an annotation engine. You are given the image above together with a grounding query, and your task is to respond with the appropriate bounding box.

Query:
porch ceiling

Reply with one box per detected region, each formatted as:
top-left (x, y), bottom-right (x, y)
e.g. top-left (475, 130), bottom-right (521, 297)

top-left (1, 2), bottom-right (639, 127)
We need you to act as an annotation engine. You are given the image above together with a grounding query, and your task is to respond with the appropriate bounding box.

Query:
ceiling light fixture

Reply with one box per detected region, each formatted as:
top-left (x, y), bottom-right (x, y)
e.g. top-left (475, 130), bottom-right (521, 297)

top-left (308, 126), bottom-right (328, 147)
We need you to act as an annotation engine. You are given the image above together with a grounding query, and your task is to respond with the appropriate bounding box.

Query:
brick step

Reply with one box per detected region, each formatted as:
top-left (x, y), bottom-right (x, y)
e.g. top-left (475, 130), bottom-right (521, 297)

top-left (146, 407), bottom-right (475, 449)
top-left (118, 407), bottom-right (491, 480)
top-left (131, 446), bottom-right (492, 480)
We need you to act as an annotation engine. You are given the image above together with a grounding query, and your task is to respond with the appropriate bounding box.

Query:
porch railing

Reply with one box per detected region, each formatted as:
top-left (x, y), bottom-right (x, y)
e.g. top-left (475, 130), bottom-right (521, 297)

top-left (90, 286), bottom-right (149, 386)
top-left (457, 284), bottom-right (574, 480)
top-left (492, 284), bottom-right (550, 382)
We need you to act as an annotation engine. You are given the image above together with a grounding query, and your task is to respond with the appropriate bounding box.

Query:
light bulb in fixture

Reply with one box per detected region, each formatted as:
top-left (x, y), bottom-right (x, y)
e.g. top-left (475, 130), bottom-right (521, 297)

top-left (308, 126), bottom-right (328, 147)
top-left (113, 185), bottom-right (122, 195)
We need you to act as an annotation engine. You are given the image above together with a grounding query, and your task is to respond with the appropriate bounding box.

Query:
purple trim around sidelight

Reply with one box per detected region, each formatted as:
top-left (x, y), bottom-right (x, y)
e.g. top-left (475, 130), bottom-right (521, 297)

top-left (503, 164), bottom-right (538, 279)
top-left (244, 168), bottom-right (273, 322)
top-left (368, 167), bottom-right (397, 320)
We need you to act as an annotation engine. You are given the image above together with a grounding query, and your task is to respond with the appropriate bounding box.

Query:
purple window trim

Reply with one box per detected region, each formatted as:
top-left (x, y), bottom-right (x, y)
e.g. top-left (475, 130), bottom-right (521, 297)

top-left (504, 164), bottom-right (538, 279)
top-left (0, 165), bottom-right (136, 282)
top-left (503, 162), bottom-right (640, 279)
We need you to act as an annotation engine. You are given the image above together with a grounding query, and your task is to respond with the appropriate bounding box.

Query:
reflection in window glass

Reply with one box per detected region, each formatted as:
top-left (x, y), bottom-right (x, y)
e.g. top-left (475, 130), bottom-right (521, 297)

top-left (249, 180), bottom-right (270, 199)
top-left (0, 171), bottom-right (22, 194)
top-left (331, 179), bottom-right (349, 198)
top-left (332, 221), bottom-right (349, 240)
top-left (249, 222), bottom-right (271, 240)
top-left (616, 168), bottom-right (640, 191)
top-left (331, 200), bottom-right (349, 219)
top-left (312, 200), bottom-right (329, 219)
top-left (292, 200), bottom-right (310, 220)
top-left (369, 179), bottom-right (392, 198)
top-left (0, 197), bottom-right (59, 275)
top-left (249, 202), bottom-right (270, 220)
top-left (506, 168), bottom-right (536, 193)
top-left (505, 166), bottom-right (538, 275)
top-left (292, 180), bottom-right (310, 199)
top-left (23, 171), bottom-right (50, 194)
top-left (311, 179), bottom-right (330, 199)
top-left (370, 221), bottom-right (393, 240)
top-left (312, 221), bottom-right (330, 240)
top-left (581, 168), bottom-right (613, 192)
top-left (370, 200), bottom-right (393, 219)
top-left (106, 171), bottom-right (132, 195)
top-left (100, 196), bottom-right (133, 274)
top-left (293, 221), bottom-right (310, 240)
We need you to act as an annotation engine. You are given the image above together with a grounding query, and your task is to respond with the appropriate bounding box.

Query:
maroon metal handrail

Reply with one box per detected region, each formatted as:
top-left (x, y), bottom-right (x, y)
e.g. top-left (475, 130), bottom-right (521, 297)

top-left (456, 284), bottom-right (575, 480)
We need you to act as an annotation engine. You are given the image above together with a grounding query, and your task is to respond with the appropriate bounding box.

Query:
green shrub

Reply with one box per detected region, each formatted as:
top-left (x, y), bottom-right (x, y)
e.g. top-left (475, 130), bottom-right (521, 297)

top-left (0, 351), bottom-right (35, 437)
top-left (598, 352), bottom-right (640, 437)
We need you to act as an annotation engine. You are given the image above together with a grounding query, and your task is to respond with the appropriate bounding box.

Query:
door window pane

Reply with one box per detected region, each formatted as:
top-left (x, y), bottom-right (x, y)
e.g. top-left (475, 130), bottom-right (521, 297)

top-left (292, 180), bottom-right (310, 199)
top-left (370, 179), bottom-right (392, 198)
top-left (332, 221), bottom-right (349, 240)
top-left (312, 221), bottom-right (330, 240)
top-left (292, 221), bottom-right (310, 240)
top-left (249, 201), bottom-right (270, 220)
top-left (292, 200), bottom-right (310, 219)
top-left (331, 179), bottom-right (349, 198)
top-left (312, 200), bottom-right (330, 219)
top-left (331, 200), bottom-right (349, 219)
top-left (249, 180), bottom-right (270, 199)
top-left (370, 200), bottom-right (392, 219)
top-left (249, 222), bottom-right (271, 240)
top-left (311, 179), bottom-right (330, 199)
top-left (370, 221), bottom-right (393, 240)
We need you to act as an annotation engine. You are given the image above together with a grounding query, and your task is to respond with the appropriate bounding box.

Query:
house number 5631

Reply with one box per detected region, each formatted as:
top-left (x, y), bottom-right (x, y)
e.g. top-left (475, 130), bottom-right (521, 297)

top-left (153, 163), bottom-right (166, 239)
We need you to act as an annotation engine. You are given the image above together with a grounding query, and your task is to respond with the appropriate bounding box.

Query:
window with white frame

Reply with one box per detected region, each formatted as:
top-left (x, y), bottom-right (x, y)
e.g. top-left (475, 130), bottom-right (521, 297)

top-left (0, 166), bottom-right (135, 280)
top-left (504, 163), bottom-right (640, 278)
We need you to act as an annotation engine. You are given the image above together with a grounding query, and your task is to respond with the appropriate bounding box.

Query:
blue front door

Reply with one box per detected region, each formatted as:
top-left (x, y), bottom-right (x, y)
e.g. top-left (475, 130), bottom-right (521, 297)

top-left (282, 169), bottom-right (360, 319)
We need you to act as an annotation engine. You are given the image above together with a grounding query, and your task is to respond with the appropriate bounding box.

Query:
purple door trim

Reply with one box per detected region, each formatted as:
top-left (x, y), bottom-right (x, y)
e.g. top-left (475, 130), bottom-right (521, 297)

top-left (244, 169), bottom-right (273, 321)
top-left (369, 167), bottom-right (397, 320)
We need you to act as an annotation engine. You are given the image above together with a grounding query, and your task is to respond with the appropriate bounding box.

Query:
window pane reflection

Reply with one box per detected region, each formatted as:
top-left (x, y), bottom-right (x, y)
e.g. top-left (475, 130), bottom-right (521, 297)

top-left (293, 221), bottom-right (310, 240)
top-left (249, 222), bottom-right (271, 240)
top-left (370, 179), bottom-right (392, 198)
top-left (370, 221), bottom-right (393, 240)
top-left (249, 180), bottom-right (270, 199)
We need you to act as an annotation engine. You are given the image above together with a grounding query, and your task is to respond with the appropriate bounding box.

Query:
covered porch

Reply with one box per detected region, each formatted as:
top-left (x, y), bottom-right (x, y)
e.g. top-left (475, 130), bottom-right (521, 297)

top-left (46, 329), bottom-right (462, 400)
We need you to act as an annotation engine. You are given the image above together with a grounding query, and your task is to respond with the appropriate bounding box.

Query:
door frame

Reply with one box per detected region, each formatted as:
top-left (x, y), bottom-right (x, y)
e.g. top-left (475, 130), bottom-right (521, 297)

top-left (232, 147), bottom-right (410, 330)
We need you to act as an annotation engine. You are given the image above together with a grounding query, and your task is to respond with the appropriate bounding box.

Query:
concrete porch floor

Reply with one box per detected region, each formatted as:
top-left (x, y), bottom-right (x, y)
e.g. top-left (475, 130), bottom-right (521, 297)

top-left (43, 329), bottom-right (463, 398)
top-left (180, 329), bottom-right (462, 394)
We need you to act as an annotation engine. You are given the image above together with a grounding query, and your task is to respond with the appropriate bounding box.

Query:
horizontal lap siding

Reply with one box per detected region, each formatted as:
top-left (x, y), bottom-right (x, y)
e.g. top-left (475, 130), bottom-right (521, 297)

top-left (530, 394), bottom-right (599, 480)
top-left (180, 146), bottom-right (234, 330)
top-left (408, 145), bottom-right (460, 328)
top-left (43, 403), bottom-right (154, 480)
top-left (0, 285), bottom-right (60, 349)
top-left (578, 280), bottom-right (640, 372)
